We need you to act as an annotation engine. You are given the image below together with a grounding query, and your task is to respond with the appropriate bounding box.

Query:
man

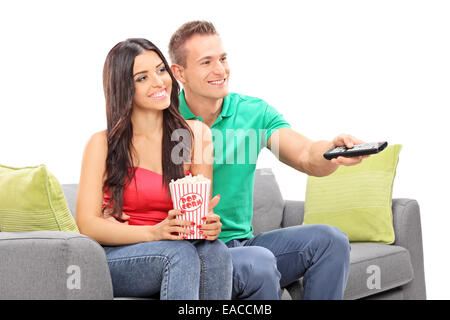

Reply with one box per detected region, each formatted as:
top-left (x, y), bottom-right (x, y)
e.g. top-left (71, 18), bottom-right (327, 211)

top-left (169, 21), bottom-right (368, 300)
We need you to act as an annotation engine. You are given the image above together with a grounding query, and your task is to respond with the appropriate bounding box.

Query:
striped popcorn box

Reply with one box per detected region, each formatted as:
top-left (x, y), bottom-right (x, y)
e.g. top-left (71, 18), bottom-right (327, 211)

top-left (169, 174), bottom-right (211, 239)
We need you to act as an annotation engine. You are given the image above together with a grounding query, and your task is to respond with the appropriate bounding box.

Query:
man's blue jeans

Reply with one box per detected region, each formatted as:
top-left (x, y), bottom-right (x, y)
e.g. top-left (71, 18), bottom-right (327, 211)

top-left (226, 224), bottom-right (351, 300)
top-left (102, 239), bottom-right (233, 300)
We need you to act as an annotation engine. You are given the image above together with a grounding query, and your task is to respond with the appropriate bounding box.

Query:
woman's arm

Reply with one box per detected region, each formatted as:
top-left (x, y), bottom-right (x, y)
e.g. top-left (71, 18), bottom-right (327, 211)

top-left (78, 131), bottom-right (195, 246)
top-left (75, 131), bottom-right (155, 246)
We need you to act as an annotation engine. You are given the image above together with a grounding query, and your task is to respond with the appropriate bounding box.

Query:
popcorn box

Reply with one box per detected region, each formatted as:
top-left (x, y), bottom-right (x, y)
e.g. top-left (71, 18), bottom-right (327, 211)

top-left (169, 174), bottom-right (211, 239)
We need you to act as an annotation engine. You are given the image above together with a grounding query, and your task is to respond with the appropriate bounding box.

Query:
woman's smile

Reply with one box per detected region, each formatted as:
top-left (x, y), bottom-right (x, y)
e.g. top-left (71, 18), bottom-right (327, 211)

top-left (148, 88), bottom-right (169, 100)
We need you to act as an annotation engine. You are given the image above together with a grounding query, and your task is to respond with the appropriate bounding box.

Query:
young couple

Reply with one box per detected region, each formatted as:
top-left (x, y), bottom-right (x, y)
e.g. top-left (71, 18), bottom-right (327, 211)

top-left (76, 21), bottom-right (369, 300)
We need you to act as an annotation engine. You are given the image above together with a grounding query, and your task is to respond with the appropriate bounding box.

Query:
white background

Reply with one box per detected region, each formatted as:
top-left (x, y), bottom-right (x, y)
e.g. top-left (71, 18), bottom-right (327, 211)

top-left (1, 0), bottom-right (449, 299)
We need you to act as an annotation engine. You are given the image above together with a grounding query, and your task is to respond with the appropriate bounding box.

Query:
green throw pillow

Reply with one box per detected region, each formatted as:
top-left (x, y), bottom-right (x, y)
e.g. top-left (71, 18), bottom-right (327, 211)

top-left (303, 144), bottom-right (402, 244)
top-left (0, 164), bottom-right (79, 233)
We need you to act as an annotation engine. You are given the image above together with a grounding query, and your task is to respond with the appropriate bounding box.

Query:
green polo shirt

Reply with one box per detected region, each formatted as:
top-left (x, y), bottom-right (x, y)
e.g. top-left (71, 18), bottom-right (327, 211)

top-left (179, 90), bottom-right (291, 243)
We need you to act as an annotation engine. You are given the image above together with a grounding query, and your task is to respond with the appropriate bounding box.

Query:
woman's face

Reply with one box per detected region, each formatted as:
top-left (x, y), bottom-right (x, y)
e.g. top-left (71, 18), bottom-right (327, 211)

top-left (132, 50), bottom-right (172, 111)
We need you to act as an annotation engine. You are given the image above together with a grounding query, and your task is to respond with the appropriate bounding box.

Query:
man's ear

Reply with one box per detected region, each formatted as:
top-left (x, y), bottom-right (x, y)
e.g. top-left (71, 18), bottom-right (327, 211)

top-left (171, 64), bottom-right (185, 84)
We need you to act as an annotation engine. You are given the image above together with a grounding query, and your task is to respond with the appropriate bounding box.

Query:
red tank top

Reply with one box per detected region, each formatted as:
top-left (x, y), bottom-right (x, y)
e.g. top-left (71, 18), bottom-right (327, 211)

top-left (102, 167), bottom-right (190, 226)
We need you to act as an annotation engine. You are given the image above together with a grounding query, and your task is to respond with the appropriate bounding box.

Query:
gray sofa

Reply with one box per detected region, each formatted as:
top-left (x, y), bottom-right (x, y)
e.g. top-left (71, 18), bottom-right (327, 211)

top-left (0, 168), bottom-right (426, 299)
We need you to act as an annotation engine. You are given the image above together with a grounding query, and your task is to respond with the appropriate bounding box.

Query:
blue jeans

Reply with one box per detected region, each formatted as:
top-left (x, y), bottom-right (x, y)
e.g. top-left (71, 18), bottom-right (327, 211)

top-left (102, 239), bottom-right (233, 300)
top-left (226, 224), bottom-right (351, 300)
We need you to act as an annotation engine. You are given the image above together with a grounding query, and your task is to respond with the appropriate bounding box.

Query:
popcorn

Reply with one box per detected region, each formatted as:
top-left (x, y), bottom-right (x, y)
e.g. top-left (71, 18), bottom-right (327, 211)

top-left (169, 174), bottom-right (211, 240)
top-left (170, 174), bottom-right (209, 184)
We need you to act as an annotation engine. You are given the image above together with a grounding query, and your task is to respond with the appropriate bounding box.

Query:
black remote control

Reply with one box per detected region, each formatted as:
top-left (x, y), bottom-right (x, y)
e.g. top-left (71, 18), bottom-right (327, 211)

top-left (323, 141), bottom-right (388, 160)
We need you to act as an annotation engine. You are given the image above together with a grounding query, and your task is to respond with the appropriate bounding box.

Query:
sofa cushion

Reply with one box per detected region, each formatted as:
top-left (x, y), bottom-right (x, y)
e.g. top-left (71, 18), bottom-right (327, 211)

top-left (344, 242), bottom-right (414, 299)
top-left (303, 144), bottom-right (402, 244)
top-left (252, 168), bottom-right (284, 235)
top-left (0, 164), bottom-right (79, 233)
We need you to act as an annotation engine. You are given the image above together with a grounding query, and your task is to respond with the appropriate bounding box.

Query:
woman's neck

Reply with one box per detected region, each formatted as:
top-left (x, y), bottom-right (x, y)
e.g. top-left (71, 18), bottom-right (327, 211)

top-left (131, 107), bottom-right (164, 139)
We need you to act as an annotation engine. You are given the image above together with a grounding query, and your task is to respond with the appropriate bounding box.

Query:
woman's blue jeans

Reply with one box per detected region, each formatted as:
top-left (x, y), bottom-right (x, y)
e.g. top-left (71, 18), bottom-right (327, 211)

top-left (102, 239), bottom-right (233, 300)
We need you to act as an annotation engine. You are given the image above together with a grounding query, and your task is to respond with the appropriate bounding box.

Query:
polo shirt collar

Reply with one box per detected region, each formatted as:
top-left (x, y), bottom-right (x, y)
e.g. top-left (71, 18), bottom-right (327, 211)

top-left (178, 89), bottom-right (236, 122)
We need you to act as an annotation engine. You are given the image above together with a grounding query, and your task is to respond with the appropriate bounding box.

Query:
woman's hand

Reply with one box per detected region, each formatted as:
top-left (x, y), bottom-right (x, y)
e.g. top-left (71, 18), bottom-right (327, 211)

top-left (198, 195), bottom-right (222, 241)
top-left (103, 212), bottom-right (130, 225)
top-left (150, 209), bottom-right (195, 241)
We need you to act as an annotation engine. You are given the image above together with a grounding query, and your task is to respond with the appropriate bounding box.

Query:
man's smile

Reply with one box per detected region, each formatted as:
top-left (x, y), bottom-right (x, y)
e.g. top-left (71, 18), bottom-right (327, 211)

top-left (207, 78), bottom-right (226, 86)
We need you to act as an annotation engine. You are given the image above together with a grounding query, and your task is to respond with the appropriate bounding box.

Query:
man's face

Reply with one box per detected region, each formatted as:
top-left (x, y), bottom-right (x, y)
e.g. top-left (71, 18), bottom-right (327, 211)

top-left (178, 34), bottom-right (230, 100)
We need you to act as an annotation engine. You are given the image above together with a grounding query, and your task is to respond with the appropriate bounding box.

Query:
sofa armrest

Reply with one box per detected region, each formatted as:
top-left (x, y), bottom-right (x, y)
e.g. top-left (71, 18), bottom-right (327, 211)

top-left (0, 231), bottom-right (113, 299)
top-left (391, 198), bottom-right (427, 299)
top-left (280, 198), bottom-right (426, 299)
top-left (281, 200), bottom-right (305, 228)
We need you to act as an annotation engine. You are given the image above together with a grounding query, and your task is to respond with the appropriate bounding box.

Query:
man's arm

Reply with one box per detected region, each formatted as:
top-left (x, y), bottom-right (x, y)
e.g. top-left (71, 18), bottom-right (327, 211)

top-left (267, 128), bottom-right (368, 177)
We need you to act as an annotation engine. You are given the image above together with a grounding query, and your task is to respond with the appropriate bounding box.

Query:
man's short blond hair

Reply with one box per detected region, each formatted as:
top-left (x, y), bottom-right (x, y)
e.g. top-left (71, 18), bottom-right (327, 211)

top-left (169, 20), bottom-right (218, 67)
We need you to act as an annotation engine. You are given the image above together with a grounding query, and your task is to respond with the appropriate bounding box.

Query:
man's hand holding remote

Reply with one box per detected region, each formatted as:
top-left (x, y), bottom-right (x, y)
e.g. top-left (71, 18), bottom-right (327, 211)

top-left (329, 134), bottom-right (370, 166)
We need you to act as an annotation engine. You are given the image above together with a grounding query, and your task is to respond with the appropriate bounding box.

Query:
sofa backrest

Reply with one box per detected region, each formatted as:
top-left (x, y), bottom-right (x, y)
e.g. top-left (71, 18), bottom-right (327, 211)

top-left (62, 184), bottom-right (78, 219)
top-left (61, 168), bottom-right (286, 234)
top-left (251, 168), bottom-right (285, 235)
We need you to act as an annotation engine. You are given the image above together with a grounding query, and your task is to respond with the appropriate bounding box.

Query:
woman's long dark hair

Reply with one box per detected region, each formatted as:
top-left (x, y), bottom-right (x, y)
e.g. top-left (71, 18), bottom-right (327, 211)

top-left (102, 38), bottom-right (193, 219)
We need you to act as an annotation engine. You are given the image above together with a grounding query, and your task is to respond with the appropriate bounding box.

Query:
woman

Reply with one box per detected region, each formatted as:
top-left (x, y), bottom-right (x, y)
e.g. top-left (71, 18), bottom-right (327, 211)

top-left (75, 38), bottom-right (232, 300)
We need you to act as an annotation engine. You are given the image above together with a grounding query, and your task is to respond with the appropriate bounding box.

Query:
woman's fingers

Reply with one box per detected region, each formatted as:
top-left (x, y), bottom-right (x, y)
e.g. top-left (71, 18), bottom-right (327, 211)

top-left (166, 207), bottom-right (223, 240)
top-left (168, 209), bottom-right (186, 219)
top-left (200, 213), bottom-right (221, 227)
top-left (169, 218), bottom-right (194, 228)
top-left (168, 233), bottom-right (184, 241)
top-left (170, 226), bottom-right (193, 235)
top-left (198, 214), bottom-right (222, 240)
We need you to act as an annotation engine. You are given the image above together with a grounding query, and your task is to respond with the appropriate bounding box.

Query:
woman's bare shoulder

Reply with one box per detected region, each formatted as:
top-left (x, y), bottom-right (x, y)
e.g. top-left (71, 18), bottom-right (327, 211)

top-left (87, 130), bottom-right (107, 148)
top-left (83, 130), bottom-right (108, 164)
top-left (91, 129), bottom-right (107, 142)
